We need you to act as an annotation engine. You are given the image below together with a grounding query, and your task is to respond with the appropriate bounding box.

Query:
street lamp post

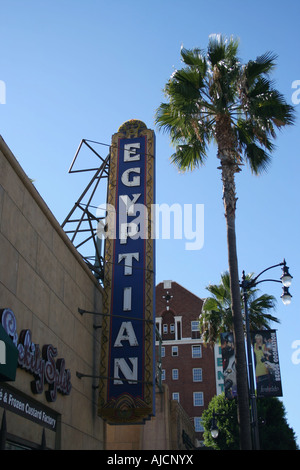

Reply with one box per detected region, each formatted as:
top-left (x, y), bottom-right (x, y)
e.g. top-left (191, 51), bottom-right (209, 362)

top-left (240, 259), bottom-right (293, 450)
top-left (241, 271), bottom-right (260, 450)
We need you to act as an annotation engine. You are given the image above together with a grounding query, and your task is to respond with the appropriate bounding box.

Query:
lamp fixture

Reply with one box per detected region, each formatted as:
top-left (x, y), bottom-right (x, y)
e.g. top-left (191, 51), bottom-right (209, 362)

top-left (210, 410), bottom-right (219, 439)
top-left (281, 286), bottom-right (292, 306)
top-left (280, 259), bottom-right (293, 288)
top-left (210, 424), bottom-right (219, 439)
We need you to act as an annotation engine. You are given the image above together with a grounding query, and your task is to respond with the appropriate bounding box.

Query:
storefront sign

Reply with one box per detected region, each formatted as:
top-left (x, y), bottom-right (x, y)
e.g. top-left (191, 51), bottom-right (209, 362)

top-left (0, 324), bottom-right (18, 382)
top-left (0, 308), bottom-right (72, 402)
top-left (0, 384), bottom-right (57, 430)
top-left (251, 329), bottom-right (283, 397)
top-left (98, 120), bottom-right (155, 424)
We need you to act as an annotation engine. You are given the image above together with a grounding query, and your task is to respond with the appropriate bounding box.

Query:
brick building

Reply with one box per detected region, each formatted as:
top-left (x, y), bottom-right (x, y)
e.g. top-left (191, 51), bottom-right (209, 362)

top-left (155, 280), bottom-right (217, 444)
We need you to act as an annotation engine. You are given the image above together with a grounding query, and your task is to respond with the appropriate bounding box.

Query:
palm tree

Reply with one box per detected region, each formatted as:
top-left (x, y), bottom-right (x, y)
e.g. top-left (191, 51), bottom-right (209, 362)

top-left (155, 35), bottom-right (295, 449)
top-left (200, 271), bottom-right (279, 344)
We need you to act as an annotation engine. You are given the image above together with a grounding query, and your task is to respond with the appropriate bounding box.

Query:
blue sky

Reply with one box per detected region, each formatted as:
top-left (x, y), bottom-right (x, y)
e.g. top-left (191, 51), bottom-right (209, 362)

top-left (1, 0), bottom-right (300, 446)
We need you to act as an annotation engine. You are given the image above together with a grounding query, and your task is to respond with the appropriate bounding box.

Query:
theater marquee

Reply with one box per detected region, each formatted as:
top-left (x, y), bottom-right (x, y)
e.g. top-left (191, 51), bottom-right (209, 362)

top-left (98, 120), bottom-right (155, 424)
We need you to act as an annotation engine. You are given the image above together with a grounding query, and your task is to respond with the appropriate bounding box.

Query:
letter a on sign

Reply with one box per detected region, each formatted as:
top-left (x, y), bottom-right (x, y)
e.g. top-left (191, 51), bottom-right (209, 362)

top-left (97, 120), bottom-right (155, 424)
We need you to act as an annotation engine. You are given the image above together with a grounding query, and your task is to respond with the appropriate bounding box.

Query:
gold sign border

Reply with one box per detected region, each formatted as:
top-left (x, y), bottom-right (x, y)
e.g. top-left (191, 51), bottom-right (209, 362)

top-left (98, 120), bottom-right (155, 424)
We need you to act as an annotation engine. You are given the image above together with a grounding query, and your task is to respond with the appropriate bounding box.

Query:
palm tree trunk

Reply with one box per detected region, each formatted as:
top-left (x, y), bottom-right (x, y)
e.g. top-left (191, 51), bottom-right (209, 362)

top-left (220, 157), bottom-right (252, 450)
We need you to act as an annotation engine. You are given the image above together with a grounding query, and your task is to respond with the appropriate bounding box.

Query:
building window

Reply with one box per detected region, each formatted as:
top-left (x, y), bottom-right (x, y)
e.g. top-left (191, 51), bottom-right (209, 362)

top-left (193, 392), bottom-right (204, 406)
top-left (172, 346), bottom-right (178, 356)
top-left (191, 321), bottom-right (200, 339)
top-left (194, 417), bottom-right (204, 433)
top-left (172, 392), bottom-right (180, 402)
top-left (170, 323), bottom-right (175, 334)
top-left (163, 324), bottom-right (168, 334)
top-left (192, 345), bottom-right (202, 358)
top-left (163, 280), bottom-right (172, 289)
top-left (193, 368), bottom-right (203, 382)
top-left (176, 317), bottom-right (182, 340)
top-left (161, 369), bottom-right (166, 380)
top-left (161, 346), bottom-right (165, 357)
top-left (172, 369), bottom-right (179, 380)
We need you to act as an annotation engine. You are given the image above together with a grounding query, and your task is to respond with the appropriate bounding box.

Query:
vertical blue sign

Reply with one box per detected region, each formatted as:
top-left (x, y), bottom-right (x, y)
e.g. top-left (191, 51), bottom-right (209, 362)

top-left (98, 120), bottom-right (155, 424)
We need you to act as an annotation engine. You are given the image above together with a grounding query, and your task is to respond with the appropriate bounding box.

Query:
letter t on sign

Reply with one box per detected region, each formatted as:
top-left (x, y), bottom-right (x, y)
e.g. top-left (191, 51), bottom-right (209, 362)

top-left (118, 252), bottom-right (139, 275)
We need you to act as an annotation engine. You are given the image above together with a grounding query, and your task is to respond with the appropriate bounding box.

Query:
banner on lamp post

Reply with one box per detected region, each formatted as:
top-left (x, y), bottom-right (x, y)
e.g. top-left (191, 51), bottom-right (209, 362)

top-left (220, 332), bottom-right (237, 400)
top-left (251, 329), bottom-right (283, 398)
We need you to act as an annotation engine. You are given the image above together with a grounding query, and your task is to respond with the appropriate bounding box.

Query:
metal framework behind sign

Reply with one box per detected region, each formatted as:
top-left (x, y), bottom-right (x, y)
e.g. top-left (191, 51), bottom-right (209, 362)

top-left (61, 139), bottom-right (111, 282)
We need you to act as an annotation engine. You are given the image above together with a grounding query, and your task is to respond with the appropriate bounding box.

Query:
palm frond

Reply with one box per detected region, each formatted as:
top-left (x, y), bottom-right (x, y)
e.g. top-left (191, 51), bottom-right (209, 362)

top-left (244, 143), bottom-right (272, 174)
top-left (166, 69), bottom-right (204, 101)
top-left (170, 134), bottom-right (209, 171)
top-left (180, 46), bottom-right (207, 72)
top-left (155, 35), bottom-right (295, 177)
top-left (243, 51), bottom-right (277, 86)
top-left (248, 294), bottom-right (279, 330)
top-left (235, 117), bottom-right (278, 173)
top-left (207, 34), bottom-right (239, 66)
top-left (201, 271), bottom-right (279, 344)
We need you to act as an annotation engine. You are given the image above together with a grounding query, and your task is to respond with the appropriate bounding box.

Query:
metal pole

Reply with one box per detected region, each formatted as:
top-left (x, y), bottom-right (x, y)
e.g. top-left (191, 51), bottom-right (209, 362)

top-left (242, 272), bottom-right (260, 450)
top-left (156, 326), bottom-right (163, 392)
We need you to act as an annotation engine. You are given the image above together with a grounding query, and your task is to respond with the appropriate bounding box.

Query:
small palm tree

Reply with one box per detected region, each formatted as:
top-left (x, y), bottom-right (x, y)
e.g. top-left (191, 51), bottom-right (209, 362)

top-left (200, 272), bottom-right (279, 344)
top-left (155, 34), bottom-right (295, 449)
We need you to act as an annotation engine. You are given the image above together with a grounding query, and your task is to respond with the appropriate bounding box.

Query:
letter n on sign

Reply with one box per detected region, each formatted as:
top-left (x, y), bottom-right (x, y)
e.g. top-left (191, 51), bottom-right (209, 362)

top-left (97, 120), bottom-right (155, 424)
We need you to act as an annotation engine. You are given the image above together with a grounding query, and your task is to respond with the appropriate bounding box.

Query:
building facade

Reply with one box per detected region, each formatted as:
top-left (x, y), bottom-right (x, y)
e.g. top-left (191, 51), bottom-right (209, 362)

top-left (105, 384), bottom-right (197, 450)
top-left (155, 281), bottom-right (217, 444)
top-left (0, 134), bottom-right (197, 451)
top-left (0, 136), bottom-right (104, 449)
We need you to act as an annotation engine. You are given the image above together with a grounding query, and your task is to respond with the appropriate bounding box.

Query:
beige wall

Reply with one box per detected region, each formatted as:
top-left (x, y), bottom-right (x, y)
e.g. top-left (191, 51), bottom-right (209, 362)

top-left (105, 385), bottom-right (196, 450)
top-left (0, 136), bottom-right (104, 449)
top-left (105, 385), bottom-right (172, 450)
